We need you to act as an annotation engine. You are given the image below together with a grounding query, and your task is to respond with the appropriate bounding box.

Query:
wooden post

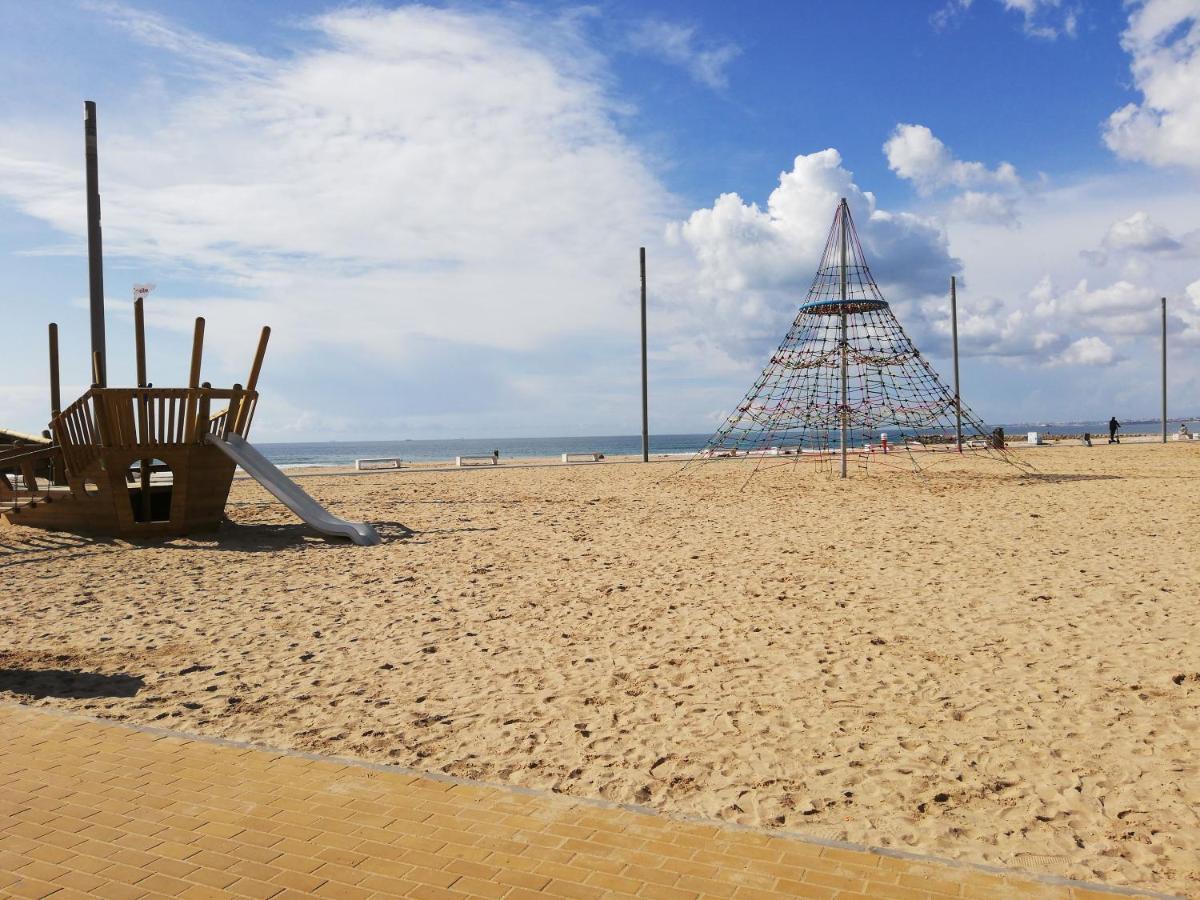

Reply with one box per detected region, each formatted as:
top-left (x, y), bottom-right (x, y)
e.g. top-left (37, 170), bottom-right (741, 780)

top-left (950, 276), bottom-right (963, 451)
top-left (196, 382), bottom-right (211, 443)
top-left (640, 248), bottom-right (649, 463)
top-left (132, 294), bottom-right (152, 516)
top-left (84, 101), bottom-right (107, 387)
top-left (48, 324), bottom-right (61, 418)
top-left (234, 326), bottom-right (270, 434)
top-left (1161, 296), bottom-right (1167, 444)
top-left (183, 318), bottom-right (205, 442)
top-left (134, 298), bottom-right (148, 388)
top-left (245, 326), bottom-right (270, 392)
top-left (838, 198), bottom-right (849, 479)
top-left (188, 317), bottom-right (205, 388)
top-left (48, 323), bottom-right (62, 485)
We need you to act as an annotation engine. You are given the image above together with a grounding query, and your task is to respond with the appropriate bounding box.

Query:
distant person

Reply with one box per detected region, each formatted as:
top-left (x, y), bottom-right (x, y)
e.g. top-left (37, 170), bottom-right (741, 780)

top-left (1108, 417), bottom-right (1120, 444)
top-left (1180, 423), bottom-right (1191, 439)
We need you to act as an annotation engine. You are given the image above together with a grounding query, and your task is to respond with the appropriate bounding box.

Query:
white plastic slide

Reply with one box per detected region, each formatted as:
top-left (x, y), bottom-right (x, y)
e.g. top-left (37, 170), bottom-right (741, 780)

top-left (207, 432), bottom-right (381, 546)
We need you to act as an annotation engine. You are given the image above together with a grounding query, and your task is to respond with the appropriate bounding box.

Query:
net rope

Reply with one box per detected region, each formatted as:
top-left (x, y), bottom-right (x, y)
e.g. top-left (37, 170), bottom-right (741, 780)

top-left (681, 201), bottom-right (1027, 479)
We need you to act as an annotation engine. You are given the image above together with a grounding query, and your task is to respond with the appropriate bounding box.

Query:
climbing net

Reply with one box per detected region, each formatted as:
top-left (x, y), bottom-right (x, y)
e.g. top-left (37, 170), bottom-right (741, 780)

top-left (683, 200), bottom-right (1026, 479)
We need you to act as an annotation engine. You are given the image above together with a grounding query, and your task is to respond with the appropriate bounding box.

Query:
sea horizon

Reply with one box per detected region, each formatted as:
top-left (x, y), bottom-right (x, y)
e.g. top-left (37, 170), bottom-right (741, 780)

top-left (253, 417), bottom-right (1197, 467)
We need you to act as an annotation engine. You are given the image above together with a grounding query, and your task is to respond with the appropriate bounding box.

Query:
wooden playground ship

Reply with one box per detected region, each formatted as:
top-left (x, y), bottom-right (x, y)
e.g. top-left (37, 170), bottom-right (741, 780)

top-left (0, 102), bottom-right (378, 545)
top-left (1, 319), bottom-right (269, 539)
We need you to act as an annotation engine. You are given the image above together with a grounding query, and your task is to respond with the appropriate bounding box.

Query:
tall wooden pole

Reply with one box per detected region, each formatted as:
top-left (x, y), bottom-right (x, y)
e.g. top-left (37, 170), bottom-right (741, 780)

top-left (234, 326), bottom-right (271, 435)
top-left (245, 326), bottom-right (271, 393)
top-left (1161, 296), bottom-right (1167, 444)
top-left (133, 297), bottom-right (151, 520)
top-left (839, 198), bottom-right (849, 479)
top-left (185, 318), bottom-right (206, 443)
top-left (950, 275), bottom-right (963, 451)
top-left (188, 317), bottom-right (205, 388)
top-left (640, 247), bottom-right (649, 463)
top-left (84, 101), bottom-right (107, 387)
top-left (48, 324), bottom-right (61, 418)
top-left (134, 298), bottom-right (148, 387)
top-left (48, 323), bottom-right (61, 484)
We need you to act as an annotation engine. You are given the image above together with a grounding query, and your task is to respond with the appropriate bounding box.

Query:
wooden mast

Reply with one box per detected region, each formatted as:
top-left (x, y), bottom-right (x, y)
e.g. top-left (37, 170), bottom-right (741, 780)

top-left (134, 296), bottom-right (151, 520)
top-left (184, 318), bottom-right (205, 442)
top-left (48, 324), bottom-right (61, 418)
top-left (84, 101), bottom-right (107, 387)
top-left (48, 323), bottom-right (62, 485)
top-left (233, 326), bottom-right (270, 435)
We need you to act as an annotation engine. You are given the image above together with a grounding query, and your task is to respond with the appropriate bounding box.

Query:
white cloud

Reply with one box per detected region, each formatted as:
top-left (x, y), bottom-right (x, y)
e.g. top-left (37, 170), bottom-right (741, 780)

top-left (1105, 0), bottom-right (1200, 169)
top-left (1000, 0), bottom-right (1079, 39)
top-left (1182, 278), bottom-right (1200, 344)
top-left (949, 191), bottom-right (1021, 226)
top-left (931, 0), bottom-right (974, 31)
top-left (1103, 211), bottom-right (1187, 254)
top-left (949, 298), bottom-right (1065, 359)
top-left (931, 0), bottom-right (1078, 38)
top-left (1054, 335), bottom-right (1115, 365)
top-left (0, 3), bottom-right (673, 367)
top-left (1080, 211), bottom-right (1200, 266)
top-left (627, 19), bottom-right (740, 89)
top-left (884, 124), bottom-right (1020, 193)
top-left (666, 149), bottom-right (959, 359)
top-left (884, 124), bottom-right (1027, 225)
top-left (1031, 276), bottom-right (1163, 337)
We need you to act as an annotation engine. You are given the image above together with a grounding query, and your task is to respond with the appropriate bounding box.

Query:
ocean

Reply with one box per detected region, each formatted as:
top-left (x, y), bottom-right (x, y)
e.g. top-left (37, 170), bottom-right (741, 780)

top-left (253, 420), bottom-right (1181, 468)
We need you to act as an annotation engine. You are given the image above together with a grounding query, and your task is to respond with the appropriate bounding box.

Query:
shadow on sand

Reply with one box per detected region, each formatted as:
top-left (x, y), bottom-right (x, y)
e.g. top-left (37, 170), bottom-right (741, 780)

top-left (0, 668), bottom-right (144, 699)
top-left (194, 519), bottom-right (413, 551)
top-left (1022, 473), bottom-right (1124, 484)
top-left (0, 519), bottom-right (413, 560)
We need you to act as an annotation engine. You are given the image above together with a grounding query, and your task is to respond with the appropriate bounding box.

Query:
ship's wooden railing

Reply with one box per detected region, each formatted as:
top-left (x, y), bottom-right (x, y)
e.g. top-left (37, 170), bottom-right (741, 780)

top-left (0, 443), bottom-right (64, 506)
top-left (51, 387), bottom-right (260, 474)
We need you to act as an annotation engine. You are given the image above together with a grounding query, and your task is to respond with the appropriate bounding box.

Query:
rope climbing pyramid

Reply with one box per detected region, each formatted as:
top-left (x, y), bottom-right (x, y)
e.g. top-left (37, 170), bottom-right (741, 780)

top-left (688, 198), bottom-right (1021, 479)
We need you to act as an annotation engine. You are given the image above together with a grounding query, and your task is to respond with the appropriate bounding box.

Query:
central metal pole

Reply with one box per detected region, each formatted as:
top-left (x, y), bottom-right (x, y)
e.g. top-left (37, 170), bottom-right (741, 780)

top-left (839, 198), bottom-right (849, 479)
top-left (84, 100), bottom-right (107, 387)
top-left (640, 247), bottom-right (649, 463)
top-left (1161, 296), bottom-right (1167, 444)
top-left (950, 275), bottom-right (963, 451)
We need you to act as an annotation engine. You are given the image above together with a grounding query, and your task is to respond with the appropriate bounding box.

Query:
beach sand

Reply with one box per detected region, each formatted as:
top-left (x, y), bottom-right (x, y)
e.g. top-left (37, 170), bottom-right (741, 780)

top-left (2, 443), bottom-right (1197, 895)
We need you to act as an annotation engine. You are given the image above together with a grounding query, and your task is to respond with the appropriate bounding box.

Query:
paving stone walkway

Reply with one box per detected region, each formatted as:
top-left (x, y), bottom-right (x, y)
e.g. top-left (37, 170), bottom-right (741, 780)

top-left (0, 703), bottom-right (1157, 900)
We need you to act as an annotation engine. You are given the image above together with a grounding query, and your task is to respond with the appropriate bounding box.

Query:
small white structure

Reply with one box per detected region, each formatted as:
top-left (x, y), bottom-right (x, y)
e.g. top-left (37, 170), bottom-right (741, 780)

top-left (356, 457), bottom-right (402, 470)
top-left (1027, 431), bottom-right (1044, 445)
top-left (457, 455), bottom-right (498, 467)
top-left (561, 452), bottom-right (602, 463)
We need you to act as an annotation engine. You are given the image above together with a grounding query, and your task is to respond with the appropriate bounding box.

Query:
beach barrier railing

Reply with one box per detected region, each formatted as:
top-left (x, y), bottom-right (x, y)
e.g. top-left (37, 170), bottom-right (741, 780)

top-left (561, 452), bottom-right (602, 463)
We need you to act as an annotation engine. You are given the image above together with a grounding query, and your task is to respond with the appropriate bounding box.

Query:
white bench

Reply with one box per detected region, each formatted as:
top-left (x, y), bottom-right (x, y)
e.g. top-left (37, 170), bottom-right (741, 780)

top-left (561, 452), bottom-right (602, 463)
top-left (457, 455), bottom-right (498, 467)
top-left (356, 457), bottom-right (402, 470)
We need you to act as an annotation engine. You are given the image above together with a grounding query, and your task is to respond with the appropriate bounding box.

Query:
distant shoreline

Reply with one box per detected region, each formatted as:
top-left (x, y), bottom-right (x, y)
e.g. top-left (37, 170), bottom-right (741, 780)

top-left (249, 419), bottom-right (1199, 469)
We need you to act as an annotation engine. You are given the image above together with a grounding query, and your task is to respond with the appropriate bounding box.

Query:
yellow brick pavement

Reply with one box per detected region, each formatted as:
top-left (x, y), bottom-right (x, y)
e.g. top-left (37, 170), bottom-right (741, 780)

top-left (0, 703), bottom-right (1161, 900)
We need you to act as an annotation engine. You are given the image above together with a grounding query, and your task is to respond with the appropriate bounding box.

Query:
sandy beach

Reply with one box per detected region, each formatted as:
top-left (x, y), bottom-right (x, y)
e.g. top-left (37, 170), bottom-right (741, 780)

top-left (2, 442), bottom-right (1197, 896)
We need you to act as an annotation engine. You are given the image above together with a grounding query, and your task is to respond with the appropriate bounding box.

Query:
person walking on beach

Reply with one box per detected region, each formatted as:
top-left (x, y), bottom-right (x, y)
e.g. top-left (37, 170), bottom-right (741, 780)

top-left (1108, 416), bottom-right (1121, 444)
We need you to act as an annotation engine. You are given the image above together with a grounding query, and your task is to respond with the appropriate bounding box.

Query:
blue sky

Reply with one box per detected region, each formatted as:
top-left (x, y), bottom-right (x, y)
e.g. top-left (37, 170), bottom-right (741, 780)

top-left (2, 0), bottom-right (1199, 440)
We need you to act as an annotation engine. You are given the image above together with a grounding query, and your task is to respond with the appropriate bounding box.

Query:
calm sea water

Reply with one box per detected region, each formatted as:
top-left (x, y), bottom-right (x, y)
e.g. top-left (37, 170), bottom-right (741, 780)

top-left (253, 420), bottom-right (1177, 467)
top-left (254, 434), bottom-right (711, 467)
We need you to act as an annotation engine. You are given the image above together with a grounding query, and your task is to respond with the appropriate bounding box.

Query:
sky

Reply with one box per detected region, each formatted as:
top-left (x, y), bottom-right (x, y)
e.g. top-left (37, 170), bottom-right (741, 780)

top-left (1, 0), bottom-right (1199, 441)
